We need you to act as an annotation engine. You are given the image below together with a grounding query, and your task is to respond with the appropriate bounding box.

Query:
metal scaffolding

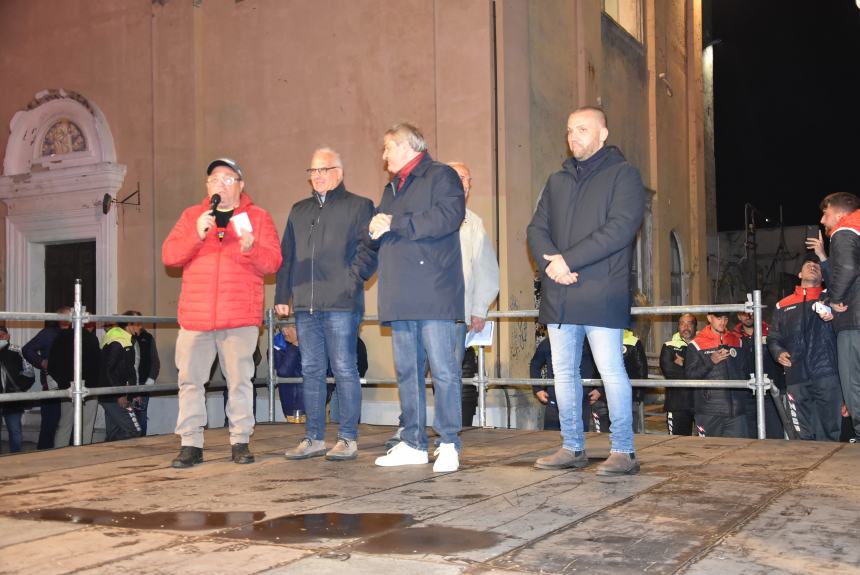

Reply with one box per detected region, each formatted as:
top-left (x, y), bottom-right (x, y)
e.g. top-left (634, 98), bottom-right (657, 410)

top-left (0, 282), bottom-right (775, 444)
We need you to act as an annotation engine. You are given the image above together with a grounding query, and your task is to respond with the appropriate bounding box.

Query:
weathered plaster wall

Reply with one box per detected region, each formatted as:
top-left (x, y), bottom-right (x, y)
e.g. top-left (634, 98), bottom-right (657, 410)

top-left (0, 0), bottom-right (708, 391)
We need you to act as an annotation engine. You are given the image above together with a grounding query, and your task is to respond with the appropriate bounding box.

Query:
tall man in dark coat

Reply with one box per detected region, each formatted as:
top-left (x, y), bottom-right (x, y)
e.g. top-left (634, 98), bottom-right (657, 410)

top-left (527, 107), bottom-right (646, 476)
top-left (819, 192), bottom-right (860, 439)
top-left (371, 123), bottom-right (465, 473)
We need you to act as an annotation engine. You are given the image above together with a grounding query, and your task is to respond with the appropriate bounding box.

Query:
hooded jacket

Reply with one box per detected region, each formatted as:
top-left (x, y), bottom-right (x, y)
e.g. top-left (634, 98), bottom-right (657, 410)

top-left (162, 192), bottom-right (282, 331)
top-left (274, 182), bottom-right (376, 314)
top-left (768, 285), bottom-right (838, 386)
top-left (828, 209), bottom-right (860, 332)
top-left (527, 145), bottom-right (646, 328)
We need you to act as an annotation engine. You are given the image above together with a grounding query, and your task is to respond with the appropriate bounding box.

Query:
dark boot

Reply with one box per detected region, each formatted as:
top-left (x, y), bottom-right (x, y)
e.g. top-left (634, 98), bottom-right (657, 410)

top-left (231, 443), bottom-right (255, 464)
top-left (171, 446), bottom-right (203, 469)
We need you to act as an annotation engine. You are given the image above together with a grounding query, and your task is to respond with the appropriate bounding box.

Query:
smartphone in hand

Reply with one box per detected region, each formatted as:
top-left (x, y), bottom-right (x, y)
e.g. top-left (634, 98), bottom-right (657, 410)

top-left (805, 224), bottom-right (820, 240)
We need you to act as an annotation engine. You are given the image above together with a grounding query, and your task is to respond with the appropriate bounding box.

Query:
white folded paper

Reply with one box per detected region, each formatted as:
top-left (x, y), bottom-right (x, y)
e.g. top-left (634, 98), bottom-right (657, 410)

top-left (465, 321), bottom-right (494, 348)
top-left (230, 212), bottom-right (253, 236)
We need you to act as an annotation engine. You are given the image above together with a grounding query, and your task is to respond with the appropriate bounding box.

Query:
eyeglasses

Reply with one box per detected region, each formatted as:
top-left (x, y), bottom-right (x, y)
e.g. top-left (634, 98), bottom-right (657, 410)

top-left (306, 167), bottom-right (339, 176)
top-left (206, 175), bottom-right (241, 185)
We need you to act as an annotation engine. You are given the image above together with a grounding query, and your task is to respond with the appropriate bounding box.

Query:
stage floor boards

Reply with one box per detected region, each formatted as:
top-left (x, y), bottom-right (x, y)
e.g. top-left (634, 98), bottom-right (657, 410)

top-left (0, 424), bottom-right (858, 574)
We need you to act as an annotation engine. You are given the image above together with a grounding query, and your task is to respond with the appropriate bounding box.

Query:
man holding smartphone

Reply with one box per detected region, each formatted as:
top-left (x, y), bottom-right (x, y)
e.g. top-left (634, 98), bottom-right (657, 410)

top-left (819, 192), bottom-right (860, 441)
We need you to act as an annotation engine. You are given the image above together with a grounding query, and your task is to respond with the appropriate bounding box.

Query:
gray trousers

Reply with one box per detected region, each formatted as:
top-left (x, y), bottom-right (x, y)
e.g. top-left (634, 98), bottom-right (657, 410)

top-left (54, 396), bottom-right (98, 446)
top-left (786, 375), bottom-right (843, 441)
top-left (837, 329), bottom-right (860, 437)
top-left (175, 326), bottom-right (258, 448)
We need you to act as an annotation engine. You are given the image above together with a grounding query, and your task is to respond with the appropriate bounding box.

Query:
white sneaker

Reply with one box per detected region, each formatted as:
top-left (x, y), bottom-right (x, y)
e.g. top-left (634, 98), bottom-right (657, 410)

top-left (375, 441), bottom-right (428, 467)
top-left (432, 443), bottom-right (459, 472)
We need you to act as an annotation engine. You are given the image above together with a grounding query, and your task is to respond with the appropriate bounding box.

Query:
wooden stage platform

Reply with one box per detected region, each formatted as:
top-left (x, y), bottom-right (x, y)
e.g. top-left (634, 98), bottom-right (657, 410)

top-left (0, 424), bottom-right (858, 574)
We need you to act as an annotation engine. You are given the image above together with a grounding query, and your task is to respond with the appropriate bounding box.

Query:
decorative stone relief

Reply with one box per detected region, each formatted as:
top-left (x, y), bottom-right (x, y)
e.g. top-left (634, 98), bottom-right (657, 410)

top-left (41, 119), bottom-right (87, 156)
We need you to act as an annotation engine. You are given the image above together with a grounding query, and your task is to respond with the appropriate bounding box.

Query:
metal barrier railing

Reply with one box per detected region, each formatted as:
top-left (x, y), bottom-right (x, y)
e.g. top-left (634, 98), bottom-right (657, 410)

top-left (0, 280), bottom-right (774, 445)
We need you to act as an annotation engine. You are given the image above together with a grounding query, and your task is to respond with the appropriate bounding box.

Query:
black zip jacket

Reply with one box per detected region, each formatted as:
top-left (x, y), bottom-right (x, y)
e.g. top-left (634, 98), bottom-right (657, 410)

top-left (134, 329), bottom-right (160, 383)
top-left (768, 286), bottom-right (838, 386)
top-left (275, 182), bottom-right (377, 313)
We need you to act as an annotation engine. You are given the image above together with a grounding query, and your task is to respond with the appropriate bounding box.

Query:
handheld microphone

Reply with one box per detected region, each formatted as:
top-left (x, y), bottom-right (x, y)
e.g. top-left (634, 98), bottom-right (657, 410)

top-left (209, 193), bottom-right (221, 215)
top-left (203, 193), bottom-right (222, 233)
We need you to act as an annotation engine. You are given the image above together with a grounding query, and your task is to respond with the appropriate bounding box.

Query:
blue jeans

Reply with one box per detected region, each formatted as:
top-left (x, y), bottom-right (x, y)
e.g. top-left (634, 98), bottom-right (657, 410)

top-left (391, 320), bottom-right (462, 451)
top-left (548, 324), bottom-right (634, 453)
top-left (2, 409), bottom-right (23, 452)
top-left (295, 311), bottom-right (361, 441)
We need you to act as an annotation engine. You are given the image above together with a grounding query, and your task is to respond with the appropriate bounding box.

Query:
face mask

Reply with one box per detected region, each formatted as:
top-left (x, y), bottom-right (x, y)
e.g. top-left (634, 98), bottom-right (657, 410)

top-left (0, 340), bottom-right (8, 350)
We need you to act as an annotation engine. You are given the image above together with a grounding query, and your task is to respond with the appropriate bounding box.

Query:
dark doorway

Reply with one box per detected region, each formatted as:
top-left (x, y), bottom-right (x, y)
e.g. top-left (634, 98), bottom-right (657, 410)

top-left (44, 241), bottom-right (96, 313)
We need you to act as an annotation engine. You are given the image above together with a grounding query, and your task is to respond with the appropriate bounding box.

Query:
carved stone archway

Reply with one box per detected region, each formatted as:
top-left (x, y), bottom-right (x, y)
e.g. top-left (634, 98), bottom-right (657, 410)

top-left (0, 89), bottom-right (126, 323)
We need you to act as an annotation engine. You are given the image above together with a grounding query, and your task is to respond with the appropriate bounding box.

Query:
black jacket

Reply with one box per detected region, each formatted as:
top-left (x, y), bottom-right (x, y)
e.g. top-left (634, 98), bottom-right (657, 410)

top-left (47, 328), bottom-right (101, 390)
top-left (275, 182), bottom-right (377, 313)
top-left (375, 153), bottom-right (465, 322)
top-left (0, 345), bottom-right (35, 410)
top-left (827, 210), bottom-right (860, 332)
top-left (768, 286), bottom-right (838, 386)
top-left (659, 333), bottom-right (694, 412)
top-left (686, 326), bottom-right (754, 417)
top-left (134, 329), bottom-right (160, 383)
top-left (99, 328), bottom-right (136, 391)
top-left (527, 146), bottom-right (646, 328)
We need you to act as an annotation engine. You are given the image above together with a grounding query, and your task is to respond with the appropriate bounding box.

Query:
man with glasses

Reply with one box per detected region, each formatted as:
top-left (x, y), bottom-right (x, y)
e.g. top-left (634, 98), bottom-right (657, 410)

top-left (277, 147), bottom-right (376, 462)
top-left (163, 158), bottom-right (281, 468)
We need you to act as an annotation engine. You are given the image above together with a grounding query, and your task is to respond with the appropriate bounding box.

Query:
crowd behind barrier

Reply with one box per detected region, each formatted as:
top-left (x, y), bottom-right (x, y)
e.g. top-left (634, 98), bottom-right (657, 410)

top-left (0, 288), bottom-right (777, 448)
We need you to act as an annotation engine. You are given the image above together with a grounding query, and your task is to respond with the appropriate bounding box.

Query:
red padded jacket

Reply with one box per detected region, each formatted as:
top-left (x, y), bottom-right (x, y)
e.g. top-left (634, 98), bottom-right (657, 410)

top-left (162, 193), bottom-right (282, 331)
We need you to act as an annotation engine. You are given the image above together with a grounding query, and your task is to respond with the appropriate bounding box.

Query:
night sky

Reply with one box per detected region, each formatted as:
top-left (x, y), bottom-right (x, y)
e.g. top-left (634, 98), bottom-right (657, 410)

top-left (707, 0), bottom-right (860, 231)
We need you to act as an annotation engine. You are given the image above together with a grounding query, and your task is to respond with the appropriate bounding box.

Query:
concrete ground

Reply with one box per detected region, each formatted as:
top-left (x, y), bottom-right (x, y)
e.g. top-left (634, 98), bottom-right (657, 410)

top-left (0, 424), bottom-right (858, 574)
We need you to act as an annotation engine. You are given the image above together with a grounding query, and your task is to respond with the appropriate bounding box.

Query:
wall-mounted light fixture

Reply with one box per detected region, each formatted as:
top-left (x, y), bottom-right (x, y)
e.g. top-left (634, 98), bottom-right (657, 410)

top-left (102, 182), bottom-right (141, 215)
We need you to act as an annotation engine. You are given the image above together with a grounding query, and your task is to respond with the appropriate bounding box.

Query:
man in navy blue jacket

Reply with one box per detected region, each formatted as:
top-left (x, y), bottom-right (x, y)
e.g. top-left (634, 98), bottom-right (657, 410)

top-left (527, 107), bottom-right (646, 476)
top-left (371, 123), bottom-right (465, 473)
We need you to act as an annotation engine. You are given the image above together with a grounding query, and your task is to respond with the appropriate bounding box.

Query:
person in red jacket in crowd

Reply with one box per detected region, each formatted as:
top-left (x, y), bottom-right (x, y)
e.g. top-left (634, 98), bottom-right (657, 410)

top-left (686, 310), bottom-right (754, 438)
top-left (162, 158), bottom-right (282, 468)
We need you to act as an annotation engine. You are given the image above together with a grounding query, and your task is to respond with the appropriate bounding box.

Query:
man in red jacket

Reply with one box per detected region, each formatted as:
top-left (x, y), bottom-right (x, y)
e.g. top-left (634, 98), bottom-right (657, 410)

top-left (162, 158), bottom-right (282, 468)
